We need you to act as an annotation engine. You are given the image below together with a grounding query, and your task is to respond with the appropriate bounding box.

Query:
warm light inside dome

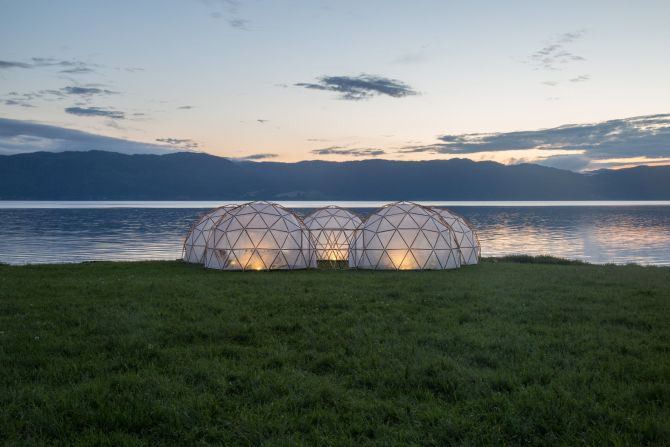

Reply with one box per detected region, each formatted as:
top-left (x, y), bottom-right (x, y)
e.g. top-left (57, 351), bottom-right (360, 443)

top-left (324, 248), bottom-right (347, 261)
top-left (248, 260), bottom-right (265, 270)
top-left (390, 251), bottom-right (410, 270)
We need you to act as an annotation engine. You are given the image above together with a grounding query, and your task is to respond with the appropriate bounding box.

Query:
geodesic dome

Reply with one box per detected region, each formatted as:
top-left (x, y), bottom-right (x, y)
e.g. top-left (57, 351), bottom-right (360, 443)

top-left (349, 201), bottom-right (461, 270)
top-left (430, 207), bottom-right (480, 265)
top-left (182, 204), bottom-right (238, 264)
top-left (204, 201), bottom-right (316, 270)
top-left (304, 206), bottom-right (362, 261)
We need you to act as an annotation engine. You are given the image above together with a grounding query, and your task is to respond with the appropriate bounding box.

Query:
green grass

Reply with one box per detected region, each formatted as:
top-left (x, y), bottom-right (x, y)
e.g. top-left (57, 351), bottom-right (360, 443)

top-left (0, 260), bottom-right (669, 446)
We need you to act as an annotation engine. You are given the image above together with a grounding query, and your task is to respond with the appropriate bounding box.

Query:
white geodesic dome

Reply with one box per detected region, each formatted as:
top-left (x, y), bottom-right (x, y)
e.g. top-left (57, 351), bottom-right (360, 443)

top-left (204, 201), bottom-right (316, 270)
top-left (430, 207), bottom-right (481, 265)
top-left (304, 206), bottom-right (362, 261)
top-left (349, 201), bottom-right (461, 270)
top-left (182, 204), bottom-right (238, 264)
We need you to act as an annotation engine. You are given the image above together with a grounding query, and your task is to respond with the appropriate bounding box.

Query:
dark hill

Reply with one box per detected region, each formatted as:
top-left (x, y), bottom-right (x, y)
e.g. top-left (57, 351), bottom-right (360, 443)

top-left (0, 150), bottom-right (668, 200)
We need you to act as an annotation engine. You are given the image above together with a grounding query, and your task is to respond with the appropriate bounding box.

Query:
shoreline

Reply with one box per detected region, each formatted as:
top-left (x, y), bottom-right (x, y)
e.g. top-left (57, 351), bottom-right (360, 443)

top-left (2, 255), bottom-right (668, 268)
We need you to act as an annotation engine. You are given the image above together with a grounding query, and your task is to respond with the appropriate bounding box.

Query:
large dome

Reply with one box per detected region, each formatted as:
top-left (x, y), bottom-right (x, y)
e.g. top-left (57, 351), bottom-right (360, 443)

top-left (430, 207), bottom-right (480, 265)
top-left (204, 201), bottom-right (316, 270)
top-left (349, 201), bottom-right (461, 270)
top-left (304, 206), bottom-right (362, 261)
top-left (182, 204), bottom-right (237, 264)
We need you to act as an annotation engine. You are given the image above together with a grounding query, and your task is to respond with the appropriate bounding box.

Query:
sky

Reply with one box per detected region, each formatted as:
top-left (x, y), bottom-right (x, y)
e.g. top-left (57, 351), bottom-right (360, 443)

top-left (1, 0), bottom-right (669, 171)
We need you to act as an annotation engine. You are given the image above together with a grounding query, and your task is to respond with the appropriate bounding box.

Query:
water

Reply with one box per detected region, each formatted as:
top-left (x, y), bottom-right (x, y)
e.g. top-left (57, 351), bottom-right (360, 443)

top-left (0, 202), bottom-right (669, 266)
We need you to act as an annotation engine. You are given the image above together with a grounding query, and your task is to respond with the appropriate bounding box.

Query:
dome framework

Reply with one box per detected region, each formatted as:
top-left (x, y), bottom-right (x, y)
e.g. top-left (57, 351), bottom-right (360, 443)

top-left (304, 206), bottom-right (362, 262)
top-left (349, 201), bottom-right (461, 270)
top-left (182, 204), bottom-right (238, 264)
top-left (204, 201), bottom-right (316, 270)
top-left (430, 207), bottom-right (481, 265)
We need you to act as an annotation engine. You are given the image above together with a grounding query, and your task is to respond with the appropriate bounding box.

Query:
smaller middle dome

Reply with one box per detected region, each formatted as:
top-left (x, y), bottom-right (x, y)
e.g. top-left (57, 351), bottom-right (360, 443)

top-left (304, 206), bottom-right (362, 261)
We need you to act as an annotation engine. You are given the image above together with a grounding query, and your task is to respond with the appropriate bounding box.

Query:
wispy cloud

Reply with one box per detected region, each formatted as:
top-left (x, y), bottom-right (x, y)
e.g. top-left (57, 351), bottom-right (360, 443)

top-left (1, 85), bottom-right (119, 108)
top-left (61, 86), bottom-right (117, 96)
top-left (0, 117), bottom-right (173, 155)
top-left (296, 74), bottom-right (418, 100)
top-left (1, 57), bottom-right (140, 75)
top-left (311, 146), bottom-right (386, 157)
top-left (236, 153), bottom-right (278, 161)
top-left (155, 137), bottom-right (199, 150)
top-left (570, 74), bottom-right (591, 82)
top-left (398, 114), bottom-right (670, 170)
top-left (65, 106), bottom-right (125, 119)
top-left (60, 66), bottom-right (94, 74)
top-left (205, 0), bottom-right (250, 30)
top-left (228, 18), bottom-right (248, 29)
top-left (529, 30), bottom-right (587, 71)
top-left (3, 99), bottom-right (35, 108)
top-left (0, 57), bottom-right (98, 74)
top-left (0, 60), bottom-right (33, 69)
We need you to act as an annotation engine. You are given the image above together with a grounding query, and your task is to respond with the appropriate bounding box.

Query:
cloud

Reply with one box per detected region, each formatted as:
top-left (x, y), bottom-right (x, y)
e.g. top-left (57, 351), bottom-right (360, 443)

top-left (529, 30), bottom-right (587, 71)
top-left (2, 91), bottom-right (57, 107)
top-left (228, 18), bottom-right (248, 29)
top-left (65, 107), bottom-right (125, 119)
top-left (236, 153), bottom-right (278, 161)
top-left (542, 80), bottom-right (558, 86)
top-left (534, 154), bottom-right (593, 171)
top-left (399, 114), bottom-right (670, 170)
top-left (295, 74), bottom-right (418, 100)
top-left (155, 137), bottom-right (199, 150)
top-left (587, 156), bottom-right (670, 170)
top-left (311, 146), bottom-right (386, 157)
top-left (0, 117), bottom-right (174, 155)
top-left (1, 85), bottom-right (118, 108)
top-left (60, 66), bottom-right (94, 74)
top-left (0, 57), bottom-right (98, 73)
top-left (0, 57), bottom-right (139, 75)
top-left (61, 86), bottom-right (117, 96)
top-left (0, 60), bottom-right (33, 69)
top-left (3, 99), bottom-right (35, 108)
top-left (205, 0), bottom-right (249, 29)
top-left (570, 74), bottom-right (591, 82)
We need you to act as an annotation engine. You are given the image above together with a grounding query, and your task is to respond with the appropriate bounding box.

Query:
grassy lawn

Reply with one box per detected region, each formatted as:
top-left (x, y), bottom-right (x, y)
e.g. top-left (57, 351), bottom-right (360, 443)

top-left (0, 259), bottom-right (669, 446)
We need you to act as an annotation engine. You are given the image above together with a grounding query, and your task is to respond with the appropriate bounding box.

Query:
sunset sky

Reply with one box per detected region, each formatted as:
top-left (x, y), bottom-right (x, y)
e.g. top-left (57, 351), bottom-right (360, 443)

top-left (1, 0), bottom-right (669, 171)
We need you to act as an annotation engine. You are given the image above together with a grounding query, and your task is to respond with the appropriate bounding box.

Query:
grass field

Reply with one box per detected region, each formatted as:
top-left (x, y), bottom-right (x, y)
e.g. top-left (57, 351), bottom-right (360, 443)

top-left (1, 259), bottom-right (669, 446)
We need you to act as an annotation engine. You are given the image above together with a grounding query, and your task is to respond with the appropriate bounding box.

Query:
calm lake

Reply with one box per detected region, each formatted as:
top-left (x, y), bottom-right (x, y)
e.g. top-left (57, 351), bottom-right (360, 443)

top-left (1, 201), bottom-right (669, 266)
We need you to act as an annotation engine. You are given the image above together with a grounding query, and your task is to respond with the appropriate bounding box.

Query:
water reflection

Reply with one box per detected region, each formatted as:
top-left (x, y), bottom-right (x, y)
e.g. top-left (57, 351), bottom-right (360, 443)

top-left (465, 206), bottom-right (670, 265)
top-left (0, 205), bottom-right (668, 266)
top-left (0, 208), bottom-right (204, 264)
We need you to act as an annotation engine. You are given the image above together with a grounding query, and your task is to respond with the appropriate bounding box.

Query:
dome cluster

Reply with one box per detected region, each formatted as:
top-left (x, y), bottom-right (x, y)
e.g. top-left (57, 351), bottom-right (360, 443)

top-left (182, 201), bottom-right (480, 270)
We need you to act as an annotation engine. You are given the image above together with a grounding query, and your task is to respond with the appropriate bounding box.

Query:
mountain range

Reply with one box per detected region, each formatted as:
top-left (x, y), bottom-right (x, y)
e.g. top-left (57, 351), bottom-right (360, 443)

top-left (1, 150), bottom-right (669, 200)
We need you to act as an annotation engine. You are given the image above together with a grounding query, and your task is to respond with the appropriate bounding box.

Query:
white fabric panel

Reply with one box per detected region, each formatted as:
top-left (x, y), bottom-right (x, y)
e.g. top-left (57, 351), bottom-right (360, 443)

top-left (349, 201), bottom-right (461, 270)
top-left (304, 206), bottom-right (362, 261)
top-left (200, 201), bottom-right (316, 270)
top-left (182, 204), bottom-right (238, 263)
top-left (431, 207), bottom-right (481, 265)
